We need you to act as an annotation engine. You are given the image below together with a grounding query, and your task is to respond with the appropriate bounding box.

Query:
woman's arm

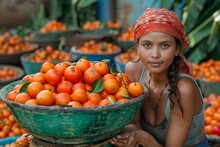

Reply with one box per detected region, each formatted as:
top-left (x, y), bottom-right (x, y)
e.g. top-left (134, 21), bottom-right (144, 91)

top-left (166, 77), bottom-right (203, 147)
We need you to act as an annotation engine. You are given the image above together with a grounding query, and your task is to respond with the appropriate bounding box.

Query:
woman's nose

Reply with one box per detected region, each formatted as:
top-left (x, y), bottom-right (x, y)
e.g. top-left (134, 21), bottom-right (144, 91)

top-left (151, 48), bottom-right (160, 58)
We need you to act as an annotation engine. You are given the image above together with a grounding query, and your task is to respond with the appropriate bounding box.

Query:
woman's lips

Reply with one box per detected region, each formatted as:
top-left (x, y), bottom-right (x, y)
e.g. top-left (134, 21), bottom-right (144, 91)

top-left (149, 62), bottom-right (162, 67)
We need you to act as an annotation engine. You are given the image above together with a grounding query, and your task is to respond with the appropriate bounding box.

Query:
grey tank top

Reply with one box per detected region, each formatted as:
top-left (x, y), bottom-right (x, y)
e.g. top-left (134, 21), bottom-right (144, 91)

top-left (139, 67), bottom-right (205, 146)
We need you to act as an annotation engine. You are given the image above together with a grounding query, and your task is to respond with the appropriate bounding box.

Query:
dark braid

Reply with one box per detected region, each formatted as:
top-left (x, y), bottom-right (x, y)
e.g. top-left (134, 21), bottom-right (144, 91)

top-left (167, 39), bottom-right (184, 116)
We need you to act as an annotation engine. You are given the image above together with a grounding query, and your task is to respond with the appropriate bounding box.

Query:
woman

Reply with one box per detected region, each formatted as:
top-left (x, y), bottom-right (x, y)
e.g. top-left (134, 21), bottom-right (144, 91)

top-left (111, 8), bottom-right (208, 147)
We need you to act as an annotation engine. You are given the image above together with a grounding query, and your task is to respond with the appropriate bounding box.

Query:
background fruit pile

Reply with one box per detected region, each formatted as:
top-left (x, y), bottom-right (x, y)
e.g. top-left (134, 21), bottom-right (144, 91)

top-left (204, 93), bottom-right (220, 136)
top-left (0, 101), bottom-right (27, 139)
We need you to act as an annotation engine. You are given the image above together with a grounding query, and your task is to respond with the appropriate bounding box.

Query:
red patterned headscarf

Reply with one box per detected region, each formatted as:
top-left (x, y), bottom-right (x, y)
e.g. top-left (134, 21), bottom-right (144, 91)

top-left (134, 8), bottom-right (193, 75)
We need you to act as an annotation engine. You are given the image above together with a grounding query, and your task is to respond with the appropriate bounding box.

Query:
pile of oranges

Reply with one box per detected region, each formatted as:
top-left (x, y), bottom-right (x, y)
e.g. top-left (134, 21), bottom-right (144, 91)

top-left (117, 53), bottom-right (130, 64)
top-left (0, 67), bottom-right (18, 80)
top-left (76, 40), bottom-right (120, 54)
top-left (0, 101), bottom-right (27, 139)
top-left (193, 59), bottom-right (220, 82)
top-left (204, 93), bottom-right (220, 136)
top-left (3, 133), bottom-right (31, 147)
top-left (82, 20), bottom-right (103, 30)
top-left (6, 58), bottom-right (144, 107)
top-left (118, 27), bottom-right (134, 41)
top-left (39, 20), bottom-right (67, 33)
top-left (0, 32), bottom-right (35, 54)
top-left (107, 21), bottom-right (121, 29)
top-left (29, 45), bottom-right (71, 62)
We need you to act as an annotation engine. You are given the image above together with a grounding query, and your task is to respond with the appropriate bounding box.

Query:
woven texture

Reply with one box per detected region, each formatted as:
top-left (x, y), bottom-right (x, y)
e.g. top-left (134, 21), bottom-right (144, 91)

top-left (0, 81), bottom-right (148, 145)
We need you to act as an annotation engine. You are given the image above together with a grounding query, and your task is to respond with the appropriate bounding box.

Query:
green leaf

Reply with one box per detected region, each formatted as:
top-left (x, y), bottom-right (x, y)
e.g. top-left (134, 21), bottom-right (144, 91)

top-left (187, 17), bottom-right (213, 48)
top-left (19, 82), bottom-right (30, 93)
top-left (182, 0), bottom-right (207, 33)
top-left (100, 59), bottom-right (110, 65)
top-left (160, 0), bottom-right (173, 9)
top-left (77, 0), bottom-right (97, 9)
top-left (208, 11), bottom-right (220, 43)
top-left (121, 94), bottom-right (131, 99)
top-left (57, 104), bottom-right (72, 107)
top-left (108, 96), bottom-right (115, 104)
top-left (49, 0), bottom-right (63, 20)
top-left (72, 0), bottom-right (79, 5)
top-left (188, 49), bottom-right (207, 63)
top-left (91, 79), bottom-right (104, 93)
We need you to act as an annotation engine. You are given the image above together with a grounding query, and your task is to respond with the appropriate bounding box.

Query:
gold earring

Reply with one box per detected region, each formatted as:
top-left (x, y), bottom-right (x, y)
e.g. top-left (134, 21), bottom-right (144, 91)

top-left (127, 47), bottom-right (140, 63)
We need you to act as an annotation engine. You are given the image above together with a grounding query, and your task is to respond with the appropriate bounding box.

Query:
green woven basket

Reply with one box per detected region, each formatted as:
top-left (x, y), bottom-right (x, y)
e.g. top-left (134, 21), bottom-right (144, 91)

top-left (198, 79), bottom-right (220, 97)
top-left (0, 81), bottom-right (148, 145)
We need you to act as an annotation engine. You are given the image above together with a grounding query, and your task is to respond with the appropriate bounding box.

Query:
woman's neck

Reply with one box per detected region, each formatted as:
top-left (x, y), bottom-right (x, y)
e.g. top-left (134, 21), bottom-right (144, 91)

top-left (146, 71), bottom-right (168, 88)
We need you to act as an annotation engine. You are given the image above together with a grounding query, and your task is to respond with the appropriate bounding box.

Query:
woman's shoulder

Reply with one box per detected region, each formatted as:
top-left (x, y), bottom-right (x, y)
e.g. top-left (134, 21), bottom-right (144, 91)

top-left (177, 74), bottom-right (198, 93)
top-left (125, 61), bottom-right (143, 82)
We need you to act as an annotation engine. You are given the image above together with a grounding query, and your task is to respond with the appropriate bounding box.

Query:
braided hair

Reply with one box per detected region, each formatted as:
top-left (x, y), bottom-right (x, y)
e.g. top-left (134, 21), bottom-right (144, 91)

top-left (167, 39), bottom-right (184, 116)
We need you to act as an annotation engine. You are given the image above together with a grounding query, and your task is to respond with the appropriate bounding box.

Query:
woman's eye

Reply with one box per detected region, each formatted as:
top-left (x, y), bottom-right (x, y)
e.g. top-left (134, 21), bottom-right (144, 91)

top-left (143, 43), bottom-right (151, 48)
top-left (162, 44), bottom-right (170, 49)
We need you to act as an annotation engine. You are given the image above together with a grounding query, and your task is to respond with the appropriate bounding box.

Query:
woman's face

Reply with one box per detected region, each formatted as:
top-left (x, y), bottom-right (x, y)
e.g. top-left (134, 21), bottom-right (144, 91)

top-left (137, 32), bottom-right (179, 74)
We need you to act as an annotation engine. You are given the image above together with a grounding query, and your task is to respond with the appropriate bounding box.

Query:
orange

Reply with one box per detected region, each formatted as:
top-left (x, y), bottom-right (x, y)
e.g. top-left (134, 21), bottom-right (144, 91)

top-left (45, 69), bottom-right (62, 86)
top-left (7, 90), bottom-right (18, 101)
top-left (44, 83), bottom-right (56, 93)
top-left (104, 79), bottom-right (119, 94)
top-left (99, 90), bottom-right (109, 99)
top-left (68, 101), bottom-right (82, 107)
top-left (83, 101), bottom-right (97, 107)
top-left (55, 93), bottom-right (72, 105)
top-left (71, 89), bottom-right (88, 104)
top-left (204, 125), bottom-right (213, 135)
top-left (213, 113), bottom-right (220, 122)
top-left (14, 93), bottom-right (32, 104)
top-left (85, 84), bottom-right (93, 92)
top-left (128, 82), bottom-right (144, 98)
top-left (75, 58), bottom-right (91, 73)
top-left (40, 62), bottom-right (54, 73)
top-left (87, 93), bottom-right (102, 105)
top-left (204, 116), bottom-right (212, 125)
top-left (25, 99), bottom-right (38, 105)
top-left (212, 100), bottom-right (220, 109)
top-left (102, 73), bottom-right (116, 82)
top-left (84, 67), bottom-right (101, 85)
top-left (54, 62), bottom-right (68, 76)
top-left (12, 84), bottom-right (22, 92)
top-left (22, 74), bottom-right (34, 83)
top-left (114, 86), bottom-right (129, 100)
top-left (57, 80), bottom-right (73, 94)
top-left (98, 99), bottom-right (110, 106)
top-left (32, 72), bottom-right (46, 84)
top-left (72, 83), bottom-right (86, 92)
top-left (64, 66), bottom-right (82, 84)
top-left (36, 90), bottom-right (54, 106)
top-left (27, 82), bottom-right (44, 98)
top-left (205, 107), bottom-right (216, 116)
top-left (117, 98), bottom-right (129, 103)
top-left (94, 61), bottom-right (109, 76)
top-left (117, 73), bottom-right (130, 86)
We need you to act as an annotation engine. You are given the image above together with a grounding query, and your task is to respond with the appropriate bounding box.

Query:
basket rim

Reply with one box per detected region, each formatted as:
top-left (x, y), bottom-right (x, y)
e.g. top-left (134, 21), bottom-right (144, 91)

top-left (0, 80), bottom-right (148, 112)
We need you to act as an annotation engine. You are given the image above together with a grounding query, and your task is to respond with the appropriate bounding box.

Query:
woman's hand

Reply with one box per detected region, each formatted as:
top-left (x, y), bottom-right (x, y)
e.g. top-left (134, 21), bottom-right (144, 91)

top-left (111, 130), bottom-right (148, 147)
